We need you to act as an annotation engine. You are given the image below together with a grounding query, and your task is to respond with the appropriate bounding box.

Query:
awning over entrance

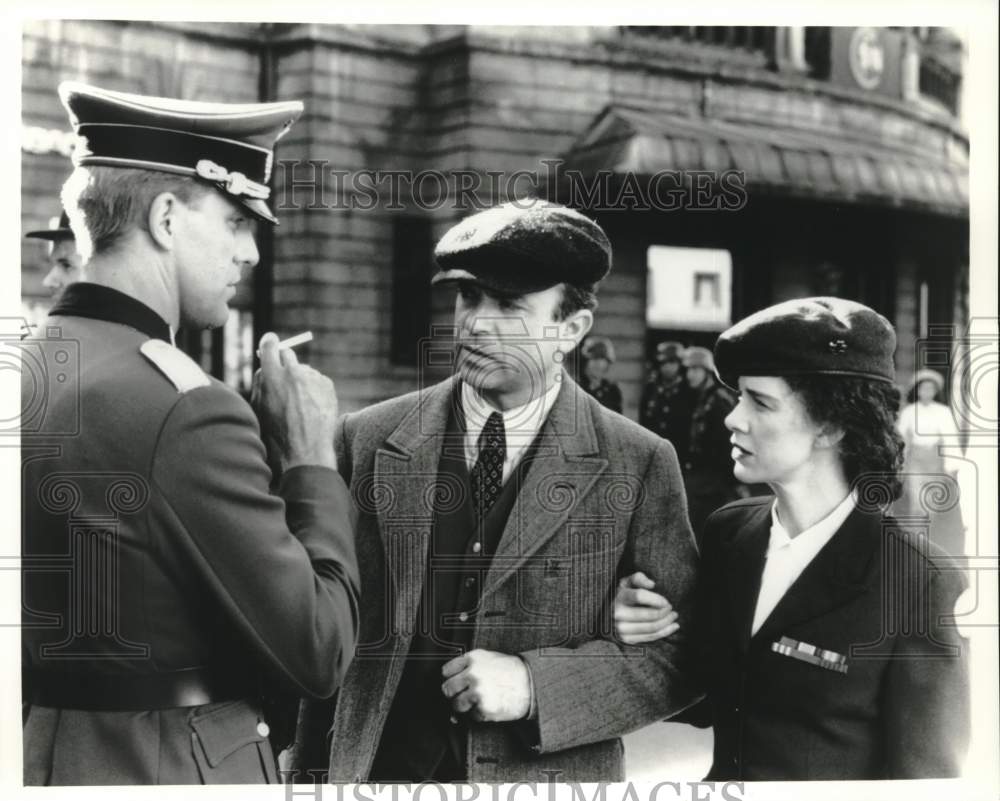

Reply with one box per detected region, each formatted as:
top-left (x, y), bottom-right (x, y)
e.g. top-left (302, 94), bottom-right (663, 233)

top-left (563, 106), bottom-right (968, 216)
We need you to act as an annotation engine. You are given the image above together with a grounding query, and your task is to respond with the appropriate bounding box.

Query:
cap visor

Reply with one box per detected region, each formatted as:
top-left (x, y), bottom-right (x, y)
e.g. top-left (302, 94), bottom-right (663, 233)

top-left (25, 230), bottom-right (74, 241)
top-left (238, 196), bottom-right (278, 225)
top-left (430, 267), bottom-right (559, 295)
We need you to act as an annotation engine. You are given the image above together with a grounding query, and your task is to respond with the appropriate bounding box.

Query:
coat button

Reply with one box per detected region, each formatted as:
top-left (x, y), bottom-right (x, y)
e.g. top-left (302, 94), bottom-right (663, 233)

top-left (450, 715), bottom-right (459, 725)
top-left (458, 612), bottom-right (469, 622)
top-left (257, 721), bottom-right (270, 738)
top-left (472, 542), bottom-right (482, 554)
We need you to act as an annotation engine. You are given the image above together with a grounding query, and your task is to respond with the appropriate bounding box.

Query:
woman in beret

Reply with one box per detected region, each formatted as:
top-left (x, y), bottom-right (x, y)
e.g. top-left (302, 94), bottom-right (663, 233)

top-left (613, 297), bottom-right (969, 781)
top-left (894, 369), bottom-right (966, 556)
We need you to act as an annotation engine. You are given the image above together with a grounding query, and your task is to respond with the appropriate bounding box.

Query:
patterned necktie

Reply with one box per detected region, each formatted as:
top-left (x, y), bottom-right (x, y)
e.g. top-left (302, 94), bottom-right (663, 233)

top-left (470, 412), bottom-right (506, 517)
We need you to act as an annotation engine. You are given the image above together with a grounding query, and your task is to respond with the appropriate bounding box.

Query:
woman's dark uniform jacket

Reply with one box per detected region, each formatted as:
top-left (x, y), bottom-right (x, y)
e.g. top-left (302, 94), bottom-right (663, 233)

top-left (686, 495), bottom-right (969, 780)
top-left (21, 283), bottom-right (360, 784)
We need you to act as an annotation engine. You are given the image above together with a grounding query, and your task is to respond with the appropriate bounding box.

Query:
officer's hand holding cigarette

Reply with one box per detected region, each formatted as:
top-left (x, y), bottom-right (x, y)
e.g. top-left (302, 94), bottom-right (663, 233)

top-left (252, 331), bottom-right (338, 473)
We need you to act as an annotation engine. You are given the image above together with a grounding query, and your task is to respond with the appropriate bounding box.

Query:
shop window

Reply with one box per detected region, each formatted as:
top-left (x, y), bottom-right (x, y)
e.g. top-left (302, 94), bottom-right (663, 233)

top-left (390, 216), bottom-right (433, 367)
top-left (647, 245), bottom-right (733, 331)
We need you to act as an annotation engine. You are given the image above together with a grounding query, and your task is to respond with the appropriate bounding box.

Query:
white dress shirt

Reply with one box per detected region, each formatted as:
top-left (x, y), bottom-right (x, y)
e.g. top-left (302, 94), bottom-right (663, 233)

top-left (750, 491), bottom-right (857, 636)
top-left (461, 379), bottom-right (562, 484)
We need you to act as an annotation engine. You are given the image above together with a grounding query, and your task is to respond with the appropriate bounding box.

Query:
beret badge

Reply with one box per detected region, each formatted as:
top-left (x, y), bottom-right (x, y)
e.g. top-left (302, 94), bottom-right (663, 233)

top-left (828, 339), bottom-right (848, 354)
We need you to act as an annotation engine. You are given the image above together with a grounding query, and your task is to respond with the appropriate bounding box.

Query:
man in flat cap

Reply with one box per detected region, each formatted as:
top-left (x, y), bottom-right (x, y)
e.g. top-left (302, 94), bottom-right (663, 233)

top-left (20, 83), bottom-right (359, 785)
top-left (615, 297), bottom-right (969, 780)
top-left (293, 200), bottom-right (699, 782)
top-left (25, 210), bottom-right (82, 296)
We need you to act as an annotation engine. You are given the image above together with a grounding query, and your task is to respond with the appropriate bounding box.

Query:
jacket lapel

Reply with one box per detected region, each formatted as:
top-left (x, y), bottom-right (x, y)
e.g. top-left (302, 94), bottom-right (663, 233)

top-left (374, 376), bottom-right (459, 634)
top-left (481, 378), bottom-right (608, 601)
top-left (753, 505), bottom-right (882, 643)
top-left (723, 503), bottom-right (771, 653)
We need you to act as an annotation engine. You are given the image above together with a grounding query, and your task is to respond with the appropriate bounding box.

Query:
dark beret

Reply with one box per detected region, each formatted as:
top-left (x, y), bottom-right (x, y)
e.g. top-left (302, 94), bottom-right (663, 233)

top-left (432, 201), bottom-right (612, 294)
top-left (714, 297), bottom-right (896, 390)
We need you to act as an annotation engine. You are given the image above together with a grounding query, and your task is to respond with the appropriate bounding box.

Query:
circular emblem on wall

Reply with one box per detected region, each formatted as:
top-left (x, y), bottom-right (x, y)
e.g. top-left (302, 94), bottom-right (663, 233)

top-left (849, 27), bottom-right (886, 91)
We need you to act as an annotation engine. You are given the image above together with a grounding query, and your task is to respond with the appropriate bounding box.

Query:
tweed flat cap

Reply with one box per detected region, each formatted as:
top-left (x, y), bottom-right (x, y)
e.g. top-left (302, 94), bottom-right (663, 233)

top-left (432, 200), bottom-right (612, 294)
top-left (714, 297), bottom-right (896, 390)
top-left (58, 81), bottom-right (303, 224)
top-left (26, 211), bottom-right (74, 242)
top-left (655, 341), bottom-right (685, 363)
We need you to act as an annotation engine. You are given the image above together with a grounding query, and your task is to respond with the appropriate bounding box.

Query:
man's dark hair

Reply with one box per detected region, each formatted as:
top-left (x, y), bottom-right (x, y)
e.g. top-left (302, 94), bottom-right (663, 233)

top-left (785, 375), bottom-right (905, 502)
top-left (553, 282), bottom-right (599, 321)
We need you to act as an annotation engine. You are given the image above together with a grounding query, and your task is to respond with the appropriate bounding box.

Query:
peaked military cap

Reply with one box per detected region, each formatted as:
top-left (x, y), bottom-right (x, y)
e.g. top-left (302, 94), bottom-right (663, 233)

top-left (432, 200), bottom-right (612, 294)
top-left (714, 297), bottom-right (896, 391)
top-left (25, 211), bottom-right (74, 242)
top-left (58, 81), bottom-right (303, 224)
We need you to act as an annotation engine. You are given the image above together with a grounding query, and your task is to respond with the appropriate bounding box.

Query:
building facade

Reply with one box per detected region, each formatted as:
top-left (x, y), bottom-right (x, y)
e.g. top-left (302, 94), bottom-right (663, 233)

top-left (21, 22), bottom-right (968, 417)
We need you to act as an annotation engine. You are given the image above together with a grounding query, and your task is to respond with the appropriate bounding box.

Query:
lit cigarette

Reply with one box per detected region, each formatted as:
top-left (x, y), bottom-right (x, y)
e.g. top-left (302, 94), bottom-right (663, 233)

top-left (277, 331), bottom-right (313, 350)
top-left (257, 331), bottom-right (313, 358)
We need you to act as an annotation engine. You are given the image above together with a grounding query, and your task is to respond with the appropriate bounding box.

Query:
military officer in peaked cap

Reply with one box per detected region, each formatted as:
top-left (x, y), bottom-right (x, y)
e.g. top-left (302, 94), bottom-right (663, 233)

top-left (25, 210), bottom-right (82, 295)
top-left (20, 82), bottom-right (360, 785)
top-left (293, 201), bottom-right (699, 783)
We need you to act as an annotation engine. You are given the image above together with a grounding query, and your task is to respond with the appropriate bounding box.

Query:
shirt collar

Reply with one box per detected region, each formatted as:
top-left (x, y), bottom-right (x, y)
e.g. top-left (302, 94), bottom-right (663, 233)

top-left (769, 491), bottom-right (857, 554)
top-left (49, 282), bottom-right (173, 344)
top-left (461, 378), bottom-right (562, 445)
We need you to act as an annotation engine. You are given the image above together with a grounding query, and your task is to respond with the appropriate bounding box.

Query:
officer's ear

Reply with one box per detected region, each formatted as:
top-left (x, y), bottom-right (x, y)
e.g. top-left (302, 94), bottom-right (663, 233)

top-left (148, 192), bottom-right (181, 251)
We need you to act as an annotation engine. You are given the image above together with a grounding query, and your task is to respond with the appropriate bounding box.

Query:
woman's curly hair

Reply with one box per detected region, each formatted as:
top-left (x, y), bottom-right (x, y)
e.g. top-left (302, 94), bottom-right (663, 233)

top-left (785, 375), bottom-right (905, 502)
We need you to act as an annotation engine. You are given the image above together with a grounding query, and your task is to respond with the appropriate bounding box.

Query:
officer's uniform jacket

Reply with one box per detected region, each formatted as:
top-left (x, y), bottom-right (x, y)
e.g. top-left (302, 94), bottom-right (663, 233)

top-left (696, 495), bottom-right (969, 780)
top-left (300, 374), bottom-right (700, 782)
top-left (21, 283), bottom-right (360, 785)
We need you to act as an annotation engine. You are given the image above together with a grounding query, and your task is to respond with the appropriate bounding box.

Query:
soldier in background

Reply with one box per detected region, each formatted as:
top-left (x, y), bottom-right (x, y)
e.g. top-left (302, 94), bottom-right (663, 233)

top-left (25, 210), bottom-right (82, 295)
top-left (580, 335), bottom-right (623, 414)
top-left (682, 346), bottom-right (739, 538)
top-left (640, 341), bottom-right (693, 462)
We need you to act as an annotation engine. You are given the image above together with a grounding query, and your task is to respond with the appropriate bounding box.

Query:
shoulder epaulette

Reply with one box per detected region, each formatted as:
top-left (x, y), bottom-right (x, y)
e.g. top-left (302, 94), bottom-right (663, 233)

top-left (140, 339), bottom-right (211, 393)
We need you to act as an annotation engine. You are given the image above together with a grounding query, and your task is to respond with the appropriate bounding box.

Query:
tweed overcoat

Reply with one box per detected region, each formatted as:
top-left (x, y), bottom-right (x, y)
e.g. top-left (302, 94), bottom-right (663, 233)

top-left (304, 375), bottom-right (700, 782)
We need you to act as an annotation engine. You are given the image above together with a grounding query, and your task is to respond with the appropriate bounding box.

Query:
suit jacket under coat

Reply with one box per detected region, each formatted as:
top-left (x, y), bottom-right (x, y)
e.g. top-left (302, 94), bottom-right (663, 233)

top-left (314, 375), bottom-right (700, 782)
top-left (697, 496), bottom-right (970, 780)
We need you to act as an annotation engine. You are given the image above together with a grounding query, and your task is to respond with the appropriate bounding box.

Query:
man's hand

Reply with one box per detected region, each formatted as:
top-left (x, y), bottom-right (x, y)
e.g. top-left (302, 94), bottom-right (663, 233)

top-left (441, 649), bottom-right (531, 722)
top-left (614, 571), bottom-right (679, 645)
top-left (251, 332), bottom-right (338, 473)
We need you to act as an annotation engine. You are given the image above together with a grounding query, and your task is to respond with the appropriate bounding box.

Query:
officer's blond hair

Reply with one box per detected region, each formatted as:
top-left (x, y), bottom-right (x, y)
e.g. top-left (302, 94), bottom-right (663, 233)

top-left (61, 166), bottom-right (211, 261)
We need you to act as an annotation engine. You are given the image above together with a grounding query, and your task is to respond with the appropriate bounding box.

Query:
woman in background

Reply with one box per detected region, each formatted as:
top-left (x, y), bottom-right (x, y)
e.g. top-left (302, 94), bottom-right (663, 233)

top-left (895, 368), bottom-right (965, 556)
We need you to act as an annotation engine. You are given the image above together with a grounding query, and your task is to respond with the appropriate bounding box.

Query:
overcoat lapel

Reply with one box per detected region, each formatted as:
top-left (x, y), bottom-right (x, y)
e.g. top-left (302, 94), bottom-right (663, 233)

top-left (753, 506), bottom-right (881, 643)
top-left (723, 503), bottom-right (771, 653)
top-left (481, 380), bottom-right (608, 601)
top-left (373, 376), bottom-right (460, 633)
